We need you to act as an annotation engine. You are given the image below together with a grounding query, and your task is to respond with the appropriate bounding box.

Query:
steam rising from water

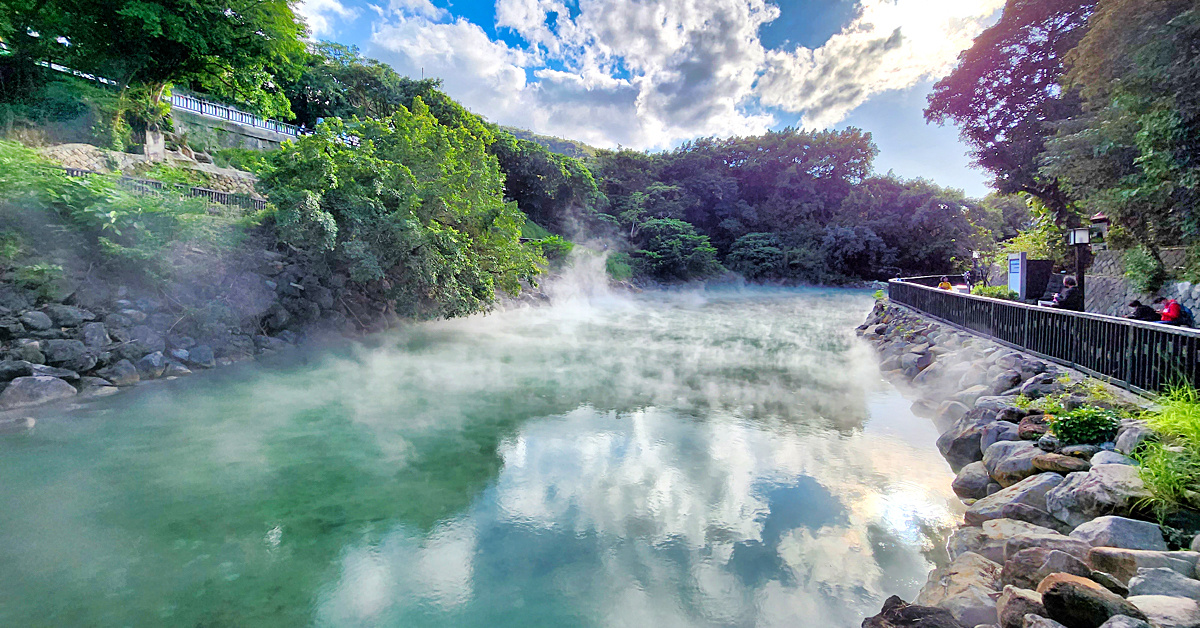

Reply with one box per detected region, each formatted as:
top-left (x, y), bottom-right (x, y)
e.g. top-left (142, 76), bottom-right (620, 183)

top-left (0, 266), bottom-right (960, 627)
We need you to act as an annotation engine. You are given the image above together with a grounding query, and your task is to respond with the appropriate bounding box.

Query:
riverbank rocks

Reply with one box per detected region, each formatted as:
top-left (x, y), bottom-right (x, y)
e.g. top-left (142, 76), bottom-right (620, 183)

top-left (1115, 423), bottom-right (1156, 456)
top-left (986, 441), bottom-right (1044, 487)
top-left (1091, 451), bottom-right (1136, 466)
top-left (916, 552), bottom-right (1003, 626)
top-left (1020, 414), bottom-right (1051, 440)
top-left (966, 474), bottom-right (1065, 526)
top-left (954, 461), bottom-right (993, 500)
top-left (999, 586), bottom-right (1046, 628)
top-left (1126, 595), bottom-right (1200, 628)
top-left (1034, 453), bottom-right (1092, 474)
top-left (0, 375), bottom-right (76, 408)
top-left (1088, 548), bottom-right (1200, 584)
top-left (1038, 573), bottom-right (1149, 627)
top-left (940, 410), bottom-right (998, 470)
top-left (1069, 517), bottom-right (1167, 551)
top-left (950, 519), bottom-right (1062, 564)
top-left (96, 359), bottom-right (139, 386)
top-left (18, 310), bottom-right (52, 331)
top-left (1046, 466), bottom-right (1153, 528)
top-left (1004, 548), bottom-right (1092, 589)
top-left (862, 595), bottom-right (969, 628)
top-left (1128, 568), bottom-right (1200, 599)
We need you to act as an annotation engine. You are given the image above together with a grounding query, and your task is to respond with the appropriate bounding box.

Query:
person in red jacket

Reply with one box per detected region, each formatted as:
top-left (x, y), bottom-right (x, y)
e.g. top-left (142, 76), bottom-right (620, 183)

top-left (1154, 296), bottom-right (1183, 324)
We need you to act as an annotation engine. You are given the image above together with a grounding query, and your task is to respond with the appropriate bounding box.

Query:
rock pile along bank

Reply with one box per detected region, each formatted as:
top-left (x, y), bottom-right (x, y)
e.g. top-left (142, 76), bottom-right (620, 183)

top-left (858, 300), bottom-right (1200, 628)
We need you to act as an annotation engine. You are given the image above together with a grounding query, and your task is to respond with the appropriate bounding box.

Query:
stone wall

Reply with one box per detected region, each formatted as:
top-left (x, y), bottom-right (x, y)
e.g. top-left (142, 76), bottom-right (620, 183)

top-left (38, 143), bottom-right (262, 198)
top-left (170, 110), bottom-right (293, 152)
top-left (1086, 248), bottom-right (1198, 317)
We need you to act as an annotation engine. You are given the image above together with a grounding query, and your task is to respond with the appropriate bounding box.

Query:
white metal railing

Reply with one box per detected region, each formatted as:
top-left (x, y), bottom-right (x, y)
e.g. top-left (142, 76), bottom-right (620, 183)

top-left (168, 94), bottom-right (300, 136)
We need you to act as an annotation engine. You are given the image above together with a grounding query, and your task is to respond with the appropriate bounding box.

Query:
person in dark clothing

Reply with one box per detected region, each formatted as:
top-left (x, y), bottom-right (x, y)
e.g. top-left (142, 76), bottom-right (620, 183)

top-left (1127, 300), bottom-right (1159, 322)
top-left (1050, 275), bottom-right (1084, 311)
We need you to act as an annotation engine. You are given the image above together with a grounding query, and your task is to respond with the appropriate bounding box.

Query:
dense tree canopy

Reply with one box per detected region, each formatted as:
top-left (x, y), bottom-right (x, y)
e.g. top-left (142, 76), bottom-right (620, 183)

top-left (926, 0), bottom-right (1095, 224)
top-left (258, 99), bottom-right (543, 318)
top-left (1, 0), bottom-right (307, 117)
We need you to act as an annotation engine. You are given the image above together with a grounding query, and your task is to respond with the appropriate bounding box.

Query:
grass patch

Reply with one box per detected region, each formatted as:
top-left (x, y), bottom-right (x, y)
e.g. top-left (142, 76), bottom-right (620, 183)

top-left (1136, 386), bottom-right (1200, 518)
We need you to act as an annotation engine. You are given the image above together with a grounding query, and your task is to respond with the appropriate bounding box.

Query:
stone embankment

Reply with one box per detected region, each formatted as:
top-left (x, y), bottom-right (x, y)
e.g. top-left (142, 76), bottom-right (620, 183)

top-left (859, 300), bottom-right (1200, 628)
top-left (0, 243), bottom-right (407, 432)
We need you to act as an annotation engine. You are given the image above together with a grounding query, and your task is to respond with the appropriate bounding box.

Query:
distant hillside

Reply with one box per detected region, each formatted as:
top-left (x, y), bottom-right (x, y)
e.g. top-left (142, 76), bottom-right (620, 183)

top-left (501, 126), bottom-right (597, 160)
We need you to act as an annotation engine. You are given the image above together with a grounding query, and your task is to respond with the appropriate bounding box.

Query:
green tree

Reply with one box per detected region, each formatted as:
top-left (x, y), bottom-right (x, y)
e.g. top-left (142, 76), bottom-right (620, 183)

top-left (259, 99), bottom-right (543, 319)
top-left (632, 218), bottom-right (723, 282)
top-left (488, 130), bottom-right (601, 233)
top-left (926, 0), bottom-right (1095, 224)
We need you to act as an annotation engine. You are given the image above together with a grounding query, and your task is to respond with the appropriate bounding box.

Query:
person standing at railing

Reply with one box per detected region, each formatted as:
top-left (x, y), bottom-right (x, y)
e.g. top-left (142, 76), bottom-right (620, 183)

top-left (937, 276), bottom-right (952, 290)
top-left (1153, 296), bottom-right (1195, 327)
top-left (1050, 275), bottom-right (1084, 311)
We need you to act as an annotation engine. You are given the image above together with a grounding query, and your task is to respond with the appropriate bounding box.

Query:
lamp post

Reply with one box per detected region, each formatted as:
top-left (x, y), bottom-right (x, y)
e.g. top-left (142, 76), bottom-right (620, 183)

top-left (1067, 227), bottom-right (1091, 301)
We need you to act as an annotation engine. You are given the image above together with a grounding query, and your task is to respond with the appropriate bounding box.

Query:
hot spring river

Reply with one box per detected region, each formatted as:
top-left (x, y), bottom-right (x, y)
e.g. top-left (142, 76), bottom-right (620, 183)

top-left (0, 286), bottom-right (962, 627)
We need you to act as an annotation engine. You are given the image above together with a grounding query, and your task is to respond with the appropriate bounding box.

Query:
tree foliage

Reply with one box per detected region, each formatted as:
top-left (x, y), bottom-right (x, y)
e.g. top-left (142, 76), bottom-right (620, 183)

top-left (258, 99), bottom-right (543, 319)
top-left (1, 0), bottom-right (307, 118)
top-left (926, 0), bottom-right (1095, 223)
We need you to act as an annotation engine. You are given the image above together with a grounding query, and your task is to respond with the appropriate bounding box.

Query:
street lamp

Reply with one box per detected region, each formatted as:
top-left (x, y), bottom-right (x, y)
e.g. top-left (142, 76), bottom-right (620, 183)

top-left (1067, 228), bottom-right (1091, 305)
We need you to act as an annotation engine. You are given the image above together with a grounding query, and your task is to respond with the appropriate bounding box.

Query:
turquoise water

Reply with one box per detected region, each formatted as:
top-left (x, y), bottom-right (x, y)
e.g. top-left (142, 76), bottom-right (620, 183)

top-left (0, 287), bottom-right (960, 627)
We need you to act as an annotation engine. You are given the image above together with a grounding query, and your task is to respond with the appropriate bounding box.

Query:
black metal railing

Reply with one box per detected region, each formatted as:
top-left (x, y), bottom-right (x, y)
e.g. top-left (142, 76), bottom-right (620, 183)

top-left (888, 278), bottom-right (1200, 394)
top-left (62, 168), bottom-right (267, 211)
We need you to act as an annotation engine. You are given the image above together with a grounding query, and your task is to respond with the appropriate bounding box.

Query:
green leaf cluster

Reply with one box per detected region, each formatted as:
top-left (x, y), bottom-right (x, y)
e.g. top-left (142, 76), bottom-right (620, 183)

top-left (1048, 406), bottom-right (1121, 445)
top-left (971, 285), bottom-right (1019, 300)
top-left (258, 100), bottom-right (543, 319)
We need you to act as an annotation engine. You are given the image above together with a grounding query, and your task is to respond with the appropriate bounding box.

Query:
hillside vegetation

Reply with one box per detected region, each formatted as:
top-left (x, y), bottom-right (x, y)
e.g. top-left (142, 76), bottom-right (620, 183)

top-left (0, 0), bottom-right (1036, 309)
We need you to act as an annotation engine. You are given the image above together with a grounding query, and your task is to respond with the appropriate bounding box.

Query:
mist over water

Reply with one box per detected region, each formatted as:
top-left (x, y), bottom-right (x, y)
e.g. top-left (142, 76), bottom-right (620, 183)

top-left (0, 277), bottom-right (961, 627)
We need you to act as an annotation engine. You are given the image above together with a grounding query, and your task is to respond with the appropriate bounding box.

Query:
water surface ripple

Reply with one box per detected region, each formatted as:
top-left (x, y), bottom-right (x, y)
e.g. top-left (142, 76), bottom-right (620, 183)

top-left (0, 287), bottom-right (960, 627)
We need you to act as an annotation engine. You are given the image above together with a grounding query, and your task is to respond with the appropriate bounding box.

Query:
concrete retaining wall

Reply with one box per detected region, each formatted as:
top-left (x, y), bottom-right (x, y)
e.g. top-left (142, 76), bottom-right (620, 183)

top-left (170, 110), bottom-right (293, 152)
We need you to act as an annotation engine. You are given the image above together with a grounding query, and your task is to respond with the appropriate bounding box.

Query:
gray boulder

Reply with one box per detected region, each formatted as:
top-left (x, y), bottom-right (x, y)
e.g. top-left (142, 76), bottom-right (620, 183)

top-left (983, 421), bottom-right (1022, 451)
top-left (1003, 548), bottom-right (1091, 590)
top-left (966, 473), bottom-right (1065, 526)
top-left (0, 375), bottom-right (76, 408)
top-left (163, 361), bottom-right (191, 377)
top-left (96, 359), bottom-right (139, 386)
top-left (985, 441), bottom-right (1043, 487)
top-left (1033, 453), bottom-right (1090, 474)
top-left (998, 586), bottom-right (1044, 628)
top-left (81, 322), bottom-right (110, 348)
top-left (1021, 374), bottom-right (1065, 399)
top-left (1128, 568), bottom-right (1200, 600)
top-left (42, 339), bottom-right (95, 372)
top-left (1046, 465), bottom-right (1153, 528)
top-left (862, 595), bottom-right (969, 628)
top-left (41, 304), bottom-right (86, 327)
top-left (1092, 451), bottom-right (1137, 466)
top-left (955, 461), bottom-right (993, 500)
top-left (1097, 615), bottom-right (1153, 628)
top-left (1001, 503), bottom-right (1074, 534)
top-left (1070, 517), bottom-right (1167, 551)
top-left (1088, 548), bottom-right (1200, 584)
top-left (31, 364), bottom-right (78, 381)
top-left (136, 352), bottom-right (166, 379)
top-left (916, 551), bottom-right (1003, 627)
top-left (187, 345), bottom-right (216, 368)
top-left (1116, 424), bottom-right (1156, 456)
top-left (1005, 532), bottom-right (1092, 562)
top-left (1024, 615), bottom-right (1069, 628)
top-left (0, 360), bottom-right (34, 381)
top-left (18, 310), bottom-right (52, 330)
top-left (1126, 595), bottom-right (1200, 628)
top-left (940, 412), bottom-right (997, 470)
top-left (130, 325), bottom-right (166, 354)
top-left (1038, 573), bottom-right (1149, 627)
top-left (976, 396), bottom-right (1024, 412)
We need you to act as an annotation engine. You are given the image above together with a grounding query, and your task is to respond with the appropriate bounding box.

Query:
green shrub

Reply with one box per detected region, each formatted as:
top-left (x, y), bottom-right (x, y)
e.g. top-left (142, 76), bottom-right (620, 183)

top-left (213, 148), bottom-right (274, 175)
top-left (1125, 245), bottom-right (1170, 293)
top-left (631, 218), bottom-right (723, 282)
top-left (1048, 406), bottom-right (1121, 445)
top-left (533, 235), bottom-right (573, 267)
top-left (971, 284), bottom-right (1018, 300)
top-left (13, 263), bottom-right (65, 300)
top-left (874, 289), bottom-right (885, 300)
top-left (606, 252), bottom-right (634, 281)
top-left (258, 101), bottom-right (543, 319)
top-left (725, 232), bottom-right (784, 280)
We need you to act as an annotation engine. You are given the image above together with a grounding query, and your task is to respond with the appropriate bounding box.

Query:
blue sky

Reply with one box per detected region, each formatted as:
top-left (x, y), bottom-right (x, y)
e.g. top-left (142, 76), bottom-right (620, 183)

top-left (296, 0), bottom-right (1000, 197)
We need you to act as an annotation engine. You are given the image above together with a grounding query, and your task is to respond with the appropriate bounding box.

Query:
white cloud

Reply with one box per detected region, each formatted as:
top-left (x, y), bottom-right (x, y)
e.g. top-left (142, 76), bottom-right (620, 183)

top-left (756, 0), bottom-right (1005, 128)
top-left (365, 0), bottom-right (1003, 148)
top-left (295, 0), bottom-right (359, 37)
